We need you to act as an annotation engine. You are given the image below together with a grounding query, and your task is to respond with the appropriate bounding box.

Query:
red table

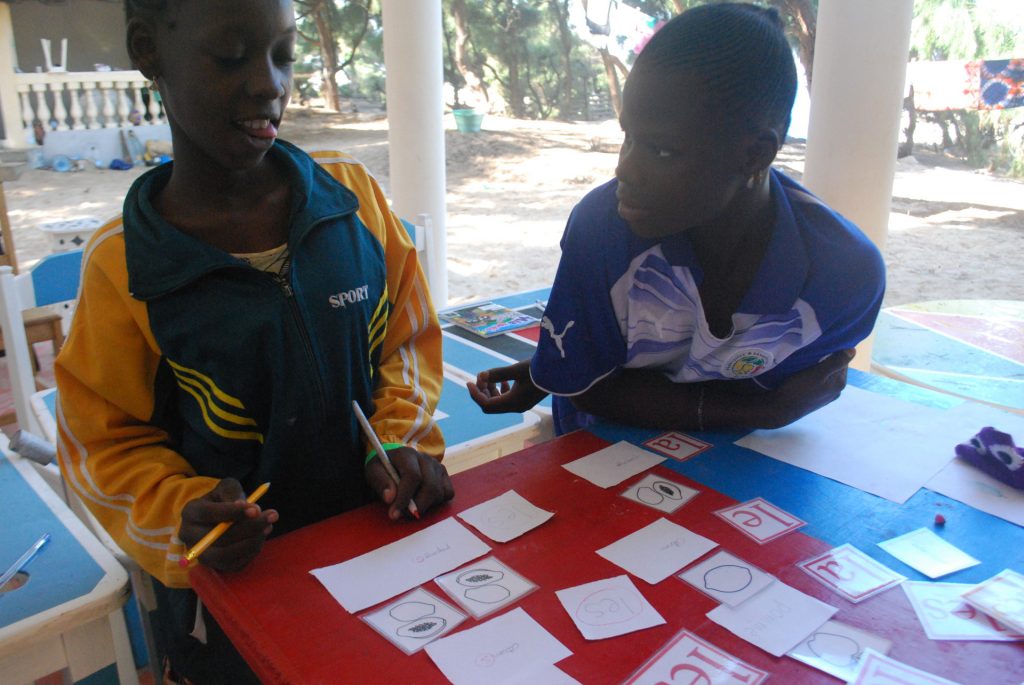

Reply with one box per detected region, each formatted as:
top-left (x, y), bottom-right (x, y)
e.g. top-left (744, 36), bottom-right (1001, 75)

top-left (192, 431), bottom-right (1019, 684)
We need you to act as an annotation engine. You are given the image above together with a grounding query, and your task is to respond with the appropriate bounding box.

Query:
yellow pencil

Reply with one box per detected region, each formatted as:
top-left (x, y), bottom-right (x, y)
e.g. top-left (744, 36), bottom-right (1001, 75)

top-left (178, 482), bottom-right (271, 568)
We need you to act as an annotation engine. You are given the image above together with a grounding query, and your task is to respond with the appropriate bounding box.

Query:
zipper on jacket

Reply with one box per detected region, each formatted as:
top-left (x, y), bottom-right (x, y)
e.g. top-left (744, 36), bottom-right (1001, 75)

top-left (273, 272), bottom-right (329, 425)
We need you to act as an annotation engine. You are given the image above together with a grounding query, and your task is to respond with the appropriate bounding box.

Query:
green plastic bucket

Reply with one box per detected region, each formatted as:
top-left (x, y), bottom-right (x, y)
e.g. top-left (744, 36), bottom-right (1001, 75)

top-left (453, 109), bottom-right (484, 133)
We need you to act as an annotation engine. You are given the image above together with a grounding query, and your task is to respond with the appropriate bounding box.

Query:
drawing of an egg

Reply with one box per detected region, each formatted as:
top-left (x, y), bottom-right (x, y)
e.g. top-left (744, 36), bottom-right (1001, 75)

top-left (635, 487), bottom-right (664, 505)
top-left (397, 617), bottom-right (447, 639)
top-left (389, 601), bottom-right (434, 622)
top-left (805, 632), bottom-right (861, 667)
top-left (457, 569), bottom-right (504, 587)
top-left (576, 589), bottom-right (642, 625)
top-left (703, 565), bottom-right (753, 593)
top-left (465, 584), bottom-right (511, 604)
top-left (652, 480), bottom-right (683, 500)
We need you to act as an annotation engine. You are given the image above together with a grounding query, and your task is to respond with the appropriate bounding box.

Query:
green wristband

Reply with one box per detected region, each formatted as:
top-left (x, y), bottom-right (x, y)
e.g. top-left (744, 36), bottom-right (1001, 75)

top-left (365, 442), bottom-right (405, 465)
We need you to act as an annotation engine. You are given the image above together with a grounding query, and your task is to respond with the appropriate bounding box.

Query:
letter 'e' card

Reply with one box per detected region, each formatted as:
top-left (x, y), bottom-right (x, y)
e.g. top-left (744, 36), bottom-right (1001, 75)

top-left (642, 431), bottom-right (711, 462)
top-left (714, 497), bottom-right (805, 544)
top-left (621, 629), bottom-right (768, 685)
top-left (798, 544), bottom-right (906, 603)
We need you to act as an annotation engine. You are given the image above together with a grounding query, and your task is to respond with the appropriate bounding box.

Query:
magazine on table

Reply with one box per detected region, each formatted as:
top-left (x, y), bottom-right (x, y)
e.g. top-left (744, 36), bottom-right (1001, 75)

top-left (441, 302), bottom-right (539, 338)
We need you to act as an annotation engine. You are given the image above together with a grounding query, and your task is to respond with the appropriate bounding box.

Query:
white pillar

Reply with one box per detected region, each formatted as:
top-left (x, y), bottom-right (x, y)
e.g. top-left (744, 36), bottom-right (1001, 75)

top-left (0, 3), bottom-right (27, 148)
top-left (380, 0), bottom-right (448, 307)
top-left (803, 0), bottom-right (913, 370)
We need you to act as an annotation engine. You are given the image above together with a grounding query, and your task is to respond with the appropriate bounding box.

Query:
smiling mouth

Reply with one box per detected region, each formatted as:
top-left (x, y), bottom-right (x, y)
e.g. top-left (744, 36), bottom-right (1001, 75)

top-left (617, 198), bottom-right (652, 223)
top-left (236, 118), bottom-right (279, 140)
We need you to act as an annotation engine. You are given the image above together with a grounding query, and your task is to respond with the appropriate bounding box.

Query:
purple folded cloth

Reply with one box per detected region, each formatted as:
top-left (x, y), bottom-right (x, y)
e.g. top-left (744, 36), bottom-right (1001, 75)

top-left (955, 427), bottom-right (1024, 489)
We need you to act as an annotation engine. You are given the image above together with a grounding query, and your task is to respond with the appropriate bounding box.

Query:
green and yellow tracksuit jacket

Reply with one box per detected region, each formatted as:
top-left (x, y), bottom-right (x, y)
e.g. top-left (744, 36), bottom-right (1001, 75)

top-left (55, 141), bottom-right (444, 588)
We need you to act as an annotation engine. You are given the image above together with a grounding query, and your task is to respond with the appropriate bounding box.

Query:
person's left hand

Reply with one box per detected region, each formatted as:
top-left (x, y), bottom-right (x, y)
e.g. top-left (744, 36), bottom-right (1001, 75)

top-left (364, 447), bottom-right (454, 520)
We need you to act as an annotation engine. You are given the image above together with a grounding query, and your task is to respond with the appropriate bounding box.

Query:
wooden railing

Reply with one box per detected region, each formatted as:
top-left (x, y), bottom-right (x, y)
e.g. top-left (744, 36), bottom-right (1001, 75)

top-left (14, 70), bottom-right (165, 146)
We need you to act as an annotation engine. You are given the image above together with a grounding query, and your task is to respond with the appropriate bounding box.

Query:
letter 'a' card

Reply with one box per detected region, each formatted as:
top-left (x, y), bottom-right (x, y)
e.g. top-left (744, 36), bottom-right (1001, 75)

top-left (798, 544), bottom-right (906, 603)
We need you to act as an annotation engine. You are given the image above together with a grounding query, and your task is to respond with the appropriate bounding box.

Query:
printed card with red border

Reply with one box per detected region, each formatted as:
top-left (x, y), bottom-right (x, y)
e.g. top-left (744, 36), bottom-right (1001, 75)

top-left (798, 544), bottom-right (906, 603)
top-left (714, 497), bottom-right (806, 544)
top-left (622, 628), bottom-right (769, 685)
top-left (848, 648), bottom-right (960, 685)
top-left (642, 431), bottom-right (712, 462)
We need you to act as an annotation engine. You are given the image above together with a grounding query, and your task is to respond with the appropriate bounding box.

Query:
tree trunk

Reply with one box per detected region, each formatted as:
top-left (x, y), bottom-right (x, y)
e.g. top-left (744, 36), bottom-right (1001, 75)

top-left (449, 0), bottom-right (488, 108)
top-left (771, 0), bottom-right (816, 91)
top-left (599, 48), bottom-right (623, 117)
top-left (549, 0), bottom-right (575, 119)
top-left (312, 2), bottom-right (341, 111)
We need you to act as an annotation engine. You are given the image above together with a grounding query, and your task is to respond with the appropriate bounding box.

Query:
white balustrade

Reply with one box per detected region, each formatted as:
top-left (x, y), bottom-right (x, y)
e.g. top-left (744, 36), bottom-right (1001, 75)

top-left (13, 70), bottom-right (163, 146)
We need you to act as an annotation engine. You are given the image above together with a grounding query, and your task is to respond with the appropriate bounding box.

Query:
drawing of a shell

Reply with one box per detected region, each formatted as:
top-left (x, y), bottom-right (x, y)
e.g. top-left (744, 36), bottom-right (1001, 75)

top-left (389, 601), bottom-right (434, 622)
top-left (703, 565), bottom-right (753, 593)
top-left (635, 487), bottom-right (664, 505)
top-left (397, 617), bottom-right (447, 639)
top-left (457, 568), bottom-right (504, 587)
top-left (465, 584), bottom-right (512, 604)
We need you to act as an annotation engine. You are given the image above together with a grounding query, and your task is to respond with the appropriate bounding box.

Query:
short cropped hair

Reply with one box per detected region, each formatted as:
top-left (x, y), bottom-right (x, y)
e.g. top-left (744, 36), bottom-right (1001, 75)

top-left (635, 3), bottom-right (798, 140)
top-left (125, 0), bottom-right (172, 23)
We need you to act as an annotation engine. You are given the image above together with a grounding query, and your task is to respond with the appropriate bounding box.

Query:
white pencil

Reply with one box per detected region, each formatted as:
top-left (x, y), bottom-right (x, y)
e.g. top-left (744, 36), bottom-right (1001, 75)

top-left (352, 401), bottom-right (420, 519)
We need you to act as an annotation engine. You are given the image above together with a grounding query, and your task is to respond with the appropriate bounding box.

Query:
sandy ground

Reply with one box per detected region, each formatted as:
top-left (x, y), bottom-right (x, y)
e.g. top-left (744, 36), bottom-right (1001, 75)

top-left (5, 107), bottom-right (1023, 308)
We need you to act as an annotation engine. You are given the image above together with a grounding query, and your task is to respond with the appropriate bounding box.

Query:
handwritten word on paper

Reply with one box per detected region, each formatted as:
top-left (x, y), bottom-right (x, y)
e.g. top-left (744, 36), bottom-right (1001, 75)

top-left (457, 490), bottom-right (554, 543)
top-left (623, 629), bottom-right (768, 685)
top-left (555, 575), bottom-right (666, 641)
top-left (848, 648), bottom-right (961, 685)
top-left (788, 620), bottom-right (892, 682)
top-left (877, 528), bottom-right (981, 579)
top-left (425, 607), bottom-right (571, 685)
top-left (902, 581), bottom-right (1024, 641)
top-left (562, 441), bottom-right (665, 488)
top-left (798, 544), bottom-right (906, 603)
top-left (706, 581), bottom-right (837, 657)
top-left (310, 517), bottom-right (490, 612)
top-left (714, 497), bottom-right (805, 544)
top-left (597, 518), bottom-right (718, 585)
top-left (642, 431), bottom-right (711, 462)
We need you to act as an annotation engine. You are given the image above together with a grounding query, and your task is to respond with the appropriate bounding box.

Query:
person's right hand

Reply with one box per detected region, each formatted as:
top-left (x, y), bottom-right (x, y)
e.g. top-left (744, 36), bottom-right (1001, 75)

top-left (466, 360), bottom-right (549, 413)
top-left (179, 478), bottom-right (278, 573)
top-left (759, 349), bottom-right (855, 429)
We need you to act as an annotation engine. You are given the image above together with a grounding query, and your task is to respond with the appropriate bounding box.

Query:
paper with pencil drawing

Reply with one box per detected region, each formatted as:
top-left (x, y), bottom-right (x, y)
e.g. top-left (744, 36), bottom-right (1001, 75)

top-left (597, 518), bottom-right (717, 585)
top-left (563, 440), bottom-right (665, 488)
top-left (555, 575), bottom-right (666, 640)
top-left (457, 490), bottom-right (553, 543)
top-left (310, 517), bottom-right (490, 612)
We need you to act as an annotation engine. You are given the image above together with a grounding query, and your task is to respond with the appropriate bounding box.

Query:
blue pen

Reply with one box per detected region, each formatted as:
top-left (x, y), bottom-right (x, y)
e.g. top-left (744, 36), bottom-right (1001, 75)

top-left (0, 533), bottom-right (51, 590)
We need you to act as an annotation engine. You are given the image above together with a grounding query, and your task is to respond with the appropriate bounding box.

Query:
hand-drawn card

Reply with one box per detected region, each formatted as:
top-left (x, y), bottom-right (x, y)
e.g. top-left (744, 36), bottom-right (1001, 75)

top-left (434, 555), bottom-right (537, 619)
top-left (706, 581), bottom-right (837, 657)
top-left (961, 569), bottom-right (1024, 633)
top-left (360, 587), bottom-right (467, 655)
top-left (847, 648), bottom-right (961, 685)
top-left (556, 575), bottom-right (665, 641)
top-left (642, 431), bottom-right (712, 462)
top-left (798, 544), bottom-right (906, 603)
top-left (562, 440), bottom-right (666, 488)
top-left (678, 550), bottom-right (775, 607)
top-left (457, 490), bottom-right (554, 543)
top-left (597, 518), bottom-right (718, 585)
top-left (714, 497), bottom-right (806, 544)
top-left (425, 607), bottom-right (572, 685)
top-left (621, 474), bottom-right (699, 514)
top-left (877, 528), bottom-right (981, 579)
top-left (621, 629), bottom-right (769, 685)
top-left (902, 581), bottom-right (1024, 641)
top-left (787, 619), bottom-right (892, 682)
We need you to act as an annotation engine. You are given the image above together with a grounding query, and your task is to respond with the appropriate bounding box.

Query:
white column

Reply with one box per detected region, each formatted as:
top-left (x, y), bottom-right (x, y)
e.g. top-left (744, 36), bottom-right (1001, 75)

top-left (0, 3), bottom-right (27, 148)
top-left (380, 0), bottom-right (448, 306)
top-left (802, 0), bottom-right (913, 369)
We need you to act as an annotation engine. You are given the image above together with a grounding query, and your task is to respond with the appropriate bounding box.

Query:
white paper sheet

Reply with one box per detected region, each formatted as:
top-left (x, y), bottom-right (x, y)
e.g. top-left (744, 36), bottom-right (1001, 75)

top-left (562, 440), bottom-right (665, 488)
top-left (310, 517), bottom-right (490, 612)
top-left (922, 401), bottom-right (1024, 526)
top-left (424, 607), bottom-right (572, 685)
top-left (735, 386), bottom-right (971, 503)
top-left (877, 528), bottom-right (980, 579)
top-left (706, 581), bottom-right (837, 657)
top-left (678, 550), bottom-right (775, 607)
top-left (457, 490), bottom-right (554, 543)
top-left (787, 619), bottom-right (892, 682)
top-left (555, 574), bottom-right (666, 640)
top-left (597, 518), bottom-right (718, 585)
